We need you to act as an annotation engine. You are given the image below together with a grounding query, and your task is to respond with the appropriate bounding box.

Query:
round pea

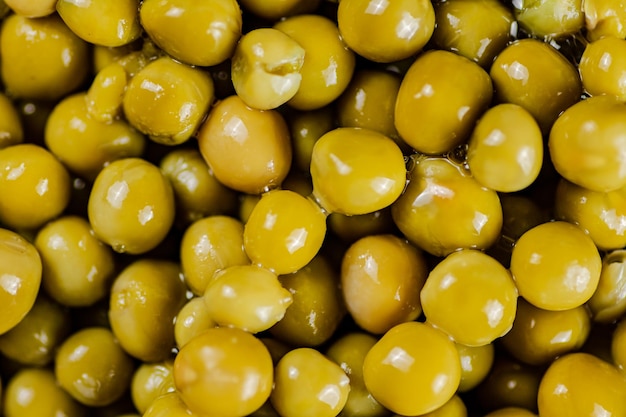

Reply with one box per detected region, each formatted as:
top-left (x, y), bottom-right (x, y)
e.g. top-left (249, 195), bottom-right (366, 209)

top-left (122, 56), bottom-right (214, 146)
top-left (310, 127), bottom-right (406, 215)
top-left (197, 94), bottom-right (292, 194)
top-left (391, 156), bottom-right (503, 257)
top-left (336, 69), bottom-right (403, 146)
top-left (274, 14), bottom-right (355, 110)
top-left (341, 234), bottom-right (428, 334)
top-left (35, 215), bottom-right (115, 307)
top-left (0, 143), bottom-right (71, 230)
top-left (0, 92), bottom-right (23, 149)
top-left (538, 353), bottom-right (626, 416)
top-left (455, 342), bottom-right (495, 392)
top-left (432, 0), bottom-right (513, 68)
top-left (579, 36), bottom-right (626, 101)
top-left (3, 368), bottom-right (86, 417)
top-left (363, 322), bottom-right (461, 416)
top-left (501, 298), bottom-right (591, 366)
top-left (174, 297), bottom-right (216, 349)
top-left (180, 215), bottom-right (249, 295)
top-left (243, 189), bottom-right (327, 275)
top-left (271, 348), bottom-right (351, 417)
top-left (490, 38), bottom-right (582, 134)
top-left (174, 327), bottom-right (274, 417)
top-left (514, 0), bottom-right (584, 38)
top-left (0, 14), bottom-right (89, 100)
top-left (87, 157), bottom-right (175, 254)
top-left (510, 221), bottom-right (602, 311)
top-left (0, 228), bottom-right (42, 335)
top-left (109, 259), bottom-right (187, 362)
top-left (549, 95), bottom-right (626, 192)
top-left (55, 327), bottom-right (134, 407)
top-left (0, 295), bottom-right (70, 366)
top-left (270, 255), bottom-right (346, 347)
top-left (588, 250), bottom-right (626, 323)
top-left (475, 357), bottom-right (542, 412)
top-left (326, 332), bottom-right (389, 417)
top-left (56, 0), bottom-right (142, 47)
top-left (131, 361), bottom-right (176, 414)
top-left (4, 0), bottom-right (57, 17)
top-left (203, 264), bottom-right (293, 333)
top-left (467, 103), bottom-right (543, 193)
top-left (395, 49), bottom-right (493, 154)
top-left (140, 0), bottom-right (242, 67)
top-left (337, 0), bottom-right (435, 63)
top-left (554, 178), bottom-right (626, 250)
top-left (421, 249), bottom-right (518, 346)
top-left (160, 149), bottom-right (238, 225)
top-left (45, 93), bottom-right (146, 180)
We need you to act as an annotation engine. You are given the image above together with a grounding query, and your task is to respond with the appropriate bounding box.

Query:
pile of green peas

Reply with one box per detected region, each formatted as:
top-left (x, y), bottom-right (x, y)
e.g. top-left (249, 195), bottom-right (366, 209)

top-left (1, 0), bottom-right (626, 415)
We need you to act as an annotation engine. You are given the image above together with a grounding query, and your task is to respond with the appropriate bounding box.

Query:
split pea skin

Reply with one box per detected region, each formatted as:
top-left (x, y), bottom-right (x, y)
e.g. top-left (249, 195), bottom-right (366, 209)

top-left (2, 0), bottom-right (626, 416)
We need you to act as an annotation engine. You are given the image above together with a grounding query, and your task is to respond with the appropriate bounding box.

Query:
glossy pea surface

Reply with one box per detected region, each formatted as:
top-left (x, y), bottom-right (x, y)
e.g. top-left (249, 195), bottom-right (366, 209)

top-left (271, 347), bottom-right (351, 417)
top-left (490, 38), bottom-right (582, 134)
top-left (204, 264), bottom-right (293, 333)
top-left (57, 0), bottom-right (142, 47)
top-left (197, 95), bottom-right (292, 194)
top-left (337, 0), bottom-right (435, 63)
top-left (588, 250), bottom-right (626, 323)
top-left (45, 93), bottom-right (146, 180)
top-left (311, 127), bottom-right (406, 215)
top-left (421, 249), bottom-right (518, 346)
top-left (510, 221), bottom-right (602, 311)
top-left (140, 0), bottom-right (242, 67)
top-left (467, 103), bottom-right (543, 193)
top-left (538, 353), bottom-right (626, 416)
top-left (35, 215), bottom-right (115, 307)
top-left (180, 215), bottom-right (249, 295)
top-left (0, 143), bottom-right (71, 230)
top-left (274, 14), bottom-right (355, 110)
top-left (174, 327), bottom-right (274, 417)
top-left (549, 94), bottom-right (626, 193)
top-left (432, 0), bottom-right (513, 67)
top-left (87, 157), bottom-right (175, 254)
top-left (122, 56), bottom-right (214, 146)
top-left (243, 189), bottom-right (327, 275)
top-left (341, 234), bottom-right (428, 334)
top-left (109, 259), bottom-right (187, 362)
top-left (363, 321), bottom-right (461, 416)
top-left (55, 327), bottom-right (134, 407)
top-left (391, 156), bottom-right (503, 257)
top-left (0, 228), bottom-right (42, 335)
top-left (271, 255), bottom-right (345, 347)
top-left (579, 36), bottom-right (626, 101)
top-left (501, 298), bottom-right (591, 365)
top-left (395, 50), bottom-right (493, 154)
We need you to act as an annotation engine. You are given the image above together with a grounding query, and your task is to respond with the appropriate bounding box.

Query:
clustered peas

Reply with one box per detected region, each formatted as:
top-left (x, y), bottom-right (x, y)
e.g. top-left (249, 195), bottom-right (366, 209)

top-left (2, 0), bottom-right (626, 416)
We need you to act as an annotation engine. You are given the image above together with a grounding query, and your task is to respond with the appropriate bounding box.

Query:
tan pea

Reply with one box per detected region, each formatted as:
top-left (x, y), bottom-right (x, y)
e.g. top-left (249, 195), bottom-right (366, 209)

top-left (197, 95), bottom-right (292, 194)
top-left (341, 234), bottom-right (428, 334)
